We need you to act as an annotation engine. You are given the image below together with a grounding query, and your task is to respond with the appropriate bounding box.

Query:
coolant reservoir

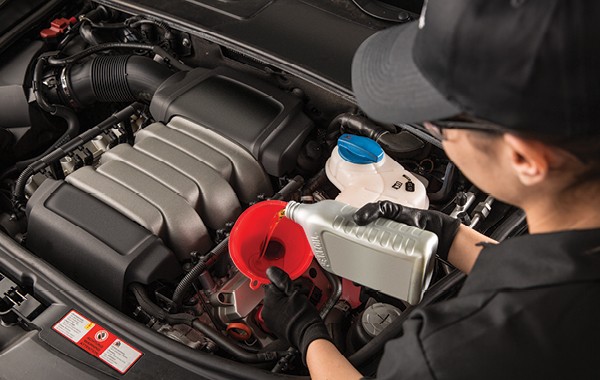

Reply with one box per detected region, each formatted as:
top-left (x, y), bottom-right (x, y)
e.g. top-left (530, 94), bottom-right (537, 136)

top-left (325, 134), bottom-right (428, 209)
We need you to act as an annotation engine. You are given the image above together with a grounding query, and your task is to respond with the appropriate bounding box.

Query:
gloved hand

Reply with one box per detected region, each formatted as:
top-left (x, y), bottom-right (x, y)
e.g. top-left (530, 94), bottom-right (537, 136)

top-left (353, 200), bottom-right (461, 260)
top-left (261, 266), bottom-right (330, 362)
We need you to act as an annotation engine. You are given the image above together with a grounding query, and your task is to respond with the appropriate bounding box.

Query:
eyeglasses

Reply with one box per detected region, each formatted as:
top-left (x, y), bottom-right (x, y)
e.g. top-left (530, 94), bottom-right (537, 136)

top-left (422, 117), bottom-right (505, 141)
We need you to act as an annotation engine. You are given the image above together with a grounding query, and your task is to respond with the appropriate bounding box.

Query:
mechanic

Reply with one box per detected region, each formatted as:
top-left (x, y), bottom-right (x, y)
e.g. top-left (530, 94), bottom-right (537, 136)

top-left (260, 0), bottom-right (600, 378)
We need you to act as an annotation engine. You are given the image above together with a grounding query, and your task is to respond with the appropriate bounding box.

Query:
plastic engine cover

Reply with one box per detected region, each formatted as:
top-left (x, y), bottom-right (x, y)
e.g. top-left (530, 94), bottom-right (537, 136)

top-left (150, 66), bottom-right (314, 176)
top-left (25, 179), bottom-right (182, 309)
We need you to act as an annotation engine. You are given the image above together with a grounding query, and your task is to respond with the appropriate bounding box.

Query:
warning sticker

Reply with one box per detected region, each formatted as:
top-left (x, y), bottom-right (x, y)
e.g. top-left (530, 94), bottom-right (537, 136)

top-left (53, 310), bottom-right (142, 374)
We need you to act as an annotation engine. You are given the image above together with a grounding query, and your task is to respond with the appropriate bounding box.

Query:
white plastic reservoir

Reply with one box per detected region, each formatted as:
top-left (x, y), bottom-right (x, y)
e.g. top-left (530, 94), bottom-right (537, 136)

top-left (325, 134), bottom-right (429, 209)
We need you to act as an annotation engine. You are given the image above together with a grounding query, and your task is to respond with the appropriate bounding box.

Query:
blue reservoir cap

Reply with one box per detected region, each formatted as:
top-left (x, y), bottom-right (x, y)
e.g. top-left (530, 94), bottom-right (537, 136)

top-left (337, 134), bottom-right (384, 164)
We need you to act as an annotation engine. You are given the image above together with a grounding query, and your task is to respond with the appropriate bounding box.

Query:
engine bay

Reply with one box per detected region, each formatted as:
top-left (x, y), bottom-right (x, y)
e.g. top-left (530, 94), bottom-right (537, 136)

top-left (0, 1), bottom-right (527, 377)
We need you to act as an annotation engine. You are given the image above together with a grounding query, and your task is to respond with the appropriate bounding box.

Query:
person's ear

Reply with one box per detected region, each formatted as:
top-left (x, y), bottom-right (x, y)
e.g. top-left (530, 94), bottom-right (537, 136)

top-left (502, 134), bottom-right (550, 186)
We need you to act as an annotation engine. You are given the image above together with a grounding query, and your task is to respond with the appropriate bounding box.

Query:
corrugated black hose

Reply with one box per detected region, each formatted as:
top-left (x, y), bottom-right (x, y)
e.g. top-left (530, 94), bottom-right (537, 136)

top-left (64, 54), bottom-right (174, 106)
top-left (47, 42), bottom-right (190, 71)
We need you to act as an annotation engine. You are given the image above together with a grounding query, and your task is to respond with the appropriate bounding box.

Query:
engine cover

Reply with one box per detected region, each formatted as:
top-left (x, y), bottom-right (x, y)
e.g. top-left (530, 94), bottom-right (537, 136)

top-left (150, 66), bottom-right (315, 176)
top-left (26, 180), bottom-right (182, 309)
top-left (65, 117), bottom-right (274, 260)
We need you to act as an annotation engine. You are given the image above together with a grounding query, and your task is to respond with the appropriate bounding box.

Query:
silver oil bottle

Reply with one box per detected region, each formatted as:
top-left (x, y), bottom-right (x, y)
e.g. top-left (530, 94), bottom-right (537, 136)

top-left (285, 200), bottom-right (438, 304)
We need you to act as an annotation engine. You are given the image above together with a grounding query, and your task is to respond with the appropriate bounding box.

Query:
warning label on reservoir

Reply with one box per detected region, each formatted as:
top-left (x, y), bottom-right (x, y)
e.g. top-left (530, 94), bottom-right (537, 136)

top-left (53, 310), bottom-right (142, 374)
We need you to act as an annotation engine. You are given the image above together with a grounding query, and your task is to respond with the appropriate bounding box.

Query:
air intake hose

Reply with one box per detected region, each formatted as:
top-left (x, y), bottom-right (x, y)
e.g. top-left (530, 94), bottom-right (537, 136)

top-left (63, 55), bottom-right (173, 106)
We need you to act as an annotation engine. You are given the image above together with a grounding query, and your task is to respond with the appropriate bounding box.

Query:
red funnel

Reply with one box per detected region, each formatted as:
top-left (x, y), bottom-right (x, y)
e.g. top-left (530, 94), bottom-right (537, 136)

top-left (229, 200), bottom-right (313, 289)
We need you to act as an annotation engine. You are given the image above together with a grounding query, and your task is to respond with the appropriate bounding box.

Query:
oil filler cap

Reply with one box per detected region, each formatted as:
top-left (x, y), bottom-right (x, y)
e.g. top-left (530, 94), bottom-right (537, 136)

top-left (337, 134), bottom-right (384, 164)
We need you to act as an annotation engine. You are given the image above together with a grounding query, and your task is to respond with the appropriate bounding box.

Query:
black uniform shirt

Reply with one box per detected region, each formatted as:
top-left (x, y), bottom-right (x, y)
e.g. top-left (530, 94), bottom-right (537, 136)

top-left (376, 228), bottom-right (600, 379)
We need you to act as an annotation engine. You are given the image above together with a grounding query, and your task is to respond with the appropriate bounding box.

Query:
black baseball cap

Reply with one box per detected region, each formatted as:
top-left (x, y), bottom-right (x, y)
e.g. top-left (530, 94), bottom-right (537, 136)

top-left (352, 0), bottom-right (600, 138)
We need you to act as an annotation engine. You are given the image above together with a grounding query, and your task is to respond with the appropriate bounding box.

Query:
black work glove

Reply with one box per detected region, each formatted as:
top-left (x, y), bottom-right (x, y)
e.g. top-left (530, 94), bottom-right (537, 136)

top-left (262, 266), bottom-right (330, 362)
top-left (353, 201), bottom-right (461, 260)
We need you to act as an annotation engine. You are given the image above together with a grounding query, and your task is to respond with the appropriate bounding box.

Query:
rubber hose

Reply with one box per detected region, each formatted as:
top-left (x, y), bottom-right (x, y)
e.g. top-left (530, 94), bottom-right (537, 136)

top-left (48, 106), bottom-right (80, 146)
top-left (33, 57), bottom-right (54, 113)
top-left (171, 238), bottom-right (229, 305)
top-left (130, 282), bottom-right (170, 321)
top-left (319, 270), bottom-right (342, 319)
top-left (66, 55), bottom-right (173, 106)
top-left (191, 320), bottom-right (282, 363)
top-left (14, 106), bottom-right (80, 171)
top-left (271, 175), bottom-right (305, 200)
top-left (12, 166), bottom-right (34, 211)
top-left (129, 18), bottom-right (175, 44)
top-left (302, 169), bottom-right (327, 196)
top-left (14, 57), bottom-right (80, 172)
top-left (326, 113), bottom-right (388, 146)
top-left (47, 42), bottom-right (190, 71)
top-left (11, 107), bottom-right (80, 208)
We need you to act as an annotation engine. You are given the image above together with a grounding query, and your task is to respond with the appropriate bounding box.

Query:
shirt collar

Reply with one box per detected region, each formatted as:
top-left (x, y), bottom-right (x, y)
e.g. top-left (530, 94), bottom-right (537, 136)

top-left (460, 228), bottom-right (600, 296)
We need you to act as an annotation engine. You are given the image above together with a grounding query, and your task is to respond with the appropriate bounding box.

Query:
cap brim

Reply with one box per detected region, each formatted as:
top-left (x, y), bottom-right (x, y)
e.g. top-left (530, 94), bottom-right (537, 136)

top-left (352, 22), bottom-right (460, 125)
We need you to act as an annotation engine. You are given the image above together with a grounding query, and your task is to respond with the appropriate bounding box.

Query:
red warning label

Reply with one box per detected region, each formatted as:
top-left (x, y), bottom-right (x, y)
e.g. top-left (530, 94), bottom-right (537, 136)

top-left (53, 310), bottom-right (142, 374)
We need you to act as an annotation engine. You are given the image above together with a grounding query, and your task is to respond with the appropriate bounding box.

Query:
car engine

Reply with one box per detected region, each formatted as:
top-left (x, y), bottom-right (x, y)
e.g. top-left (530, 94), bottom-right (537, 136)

top-left (0, 1), bottom-right (526, 376)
